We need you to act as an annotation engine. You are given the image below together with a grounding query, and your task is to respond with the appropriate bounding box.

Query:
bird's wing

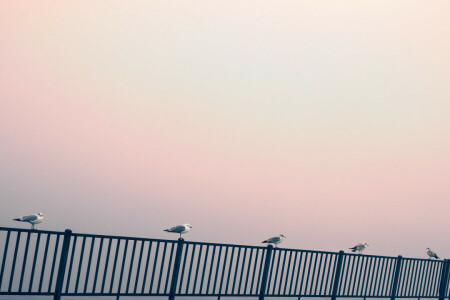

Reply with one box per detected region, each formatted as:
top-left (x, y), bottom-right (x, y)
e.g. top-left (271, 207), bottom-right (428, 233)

top-left (267, 236), bottom-right (281, 243)
top-left (170, 225), bottom-right (186, 232)
top-left (21, 215), bottom-right (38, 222)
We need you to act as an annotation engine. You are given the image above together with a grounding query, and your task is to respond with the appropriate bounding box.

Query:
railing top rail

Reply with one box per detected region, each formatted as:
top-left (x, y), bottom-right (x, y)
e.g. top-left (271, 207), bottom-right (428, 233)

top-left (0, 226), bottom-right (445, 262)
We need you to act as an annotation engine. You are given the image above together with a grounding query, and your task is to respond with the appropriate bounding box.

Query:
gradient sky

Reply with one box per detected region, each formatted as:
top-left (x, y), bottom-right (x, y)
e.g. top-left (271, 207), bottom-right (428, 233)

top-left (0, 1), bottom-right (449, 259)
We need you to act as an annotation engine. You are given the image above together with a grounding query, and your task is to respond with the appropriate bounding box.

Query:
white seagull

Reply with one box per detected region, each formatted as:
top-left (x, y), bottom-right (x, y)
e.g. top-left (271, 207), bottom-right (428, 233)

top-left (349, 242), bottom-right (369, 254)
top-left (426, 248), bottom-right (439, 259)
top-left (164, 224), bottom-right (192, 238)
top-left (13, 212), bottom-right (43, 230)
top-left (262, 234), bottom-right (286, 247)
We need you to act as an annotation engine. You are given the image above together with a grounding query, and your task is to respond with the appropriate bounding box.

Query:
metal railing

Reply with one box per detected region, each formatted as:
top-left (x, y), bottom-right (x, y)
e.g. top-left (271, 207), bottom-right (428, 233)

top-left (0, 227), bottom-right (449, 300)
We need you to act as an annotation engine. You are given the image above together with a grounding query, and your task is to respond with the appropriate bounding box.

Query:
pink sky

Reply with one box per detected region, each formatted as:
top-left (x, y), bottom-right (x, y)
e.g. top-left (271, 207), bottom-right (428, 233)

top-left (0, 1), bottom-right (449, 259)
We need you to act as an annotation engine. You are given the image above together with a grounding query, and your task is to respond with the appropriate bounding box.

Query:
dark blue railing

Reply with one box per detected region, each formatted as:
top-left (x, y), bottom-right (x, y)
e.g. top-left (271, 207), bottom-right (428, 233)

top-left (0, 227), bottom-right (449, 300)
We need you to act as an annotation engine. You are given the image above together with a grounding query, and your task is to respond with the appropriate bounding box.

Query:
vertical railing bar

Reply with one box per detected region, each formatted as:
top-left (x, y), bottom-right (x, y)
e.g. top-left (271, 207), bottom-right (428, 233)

top-left (8, 231), bottom-right (21, 292)
top-left (231, 247), bottom-right (241, 294)
top-left (83, 237), bottom-right (96, 293)
top-left (324, 253), bottom-right (335, 295)
top-left (243, 247), bottom-right (253, 294)
top-left (433, 260), bottom-right (444, 296)
top-left (28, 232), bottom-right (42, 292)
top-left (140, 241), bottom-right (152, 294)
top-left (155, 241), bottom-right (167, 294)
top-left (346, 255), bottom-right (356, 296)
top-left (351, 255), bottom-right (362, 295)
top-left (0, 231), bottom-right (11, 289)
top-left (28, 232), bottom-right (41, 293)
top-left (407, 260), bottom-right (418, 297)
top-left (218, 246), bottom-right (229, 295)
top-left (237, 247), bottom-right (248, 294)
top-left (390, 255), bottom-right (403, 300)
top-left (412, 260), bottom-right (422, 296)
top-left (149, 241), bottom-right (160, 294)
top-left (420, 260), bottom-right (430, 297)
top-left (370, 257), bottom-right (381, 296)
top-left (133, 240), bottom-right (144, 294)
top-left (426, 261), bottom-right (437, 296)
top-left (414, 260), bottom-right (424, 296)
top-left (422, 260), bottom-right (432, 297)
top-left (126, 240), bottom-right (137, 293)
top-left (18, 231), bottom-right (31, 292)
top-left (331, 250), bottom-right (344, 300)
top-left (277, 250), bottom-right (288, 295)
top-left (397, 259), bottom-right (407, 296)
top-left (356, 256), bottom-right (368, 295)
top-left (255, 248), bottom-right (266, 294)
top-left (288, 251), bottom-right (299, 295)
top-left (303, 251), bottom-right (315, 295)
top-left (48, 234), bottom-right (61, 292)
top-left (185, 244), bottom-right (196, 294)
top-left (319, 253), bottom-right (329, 295)
top-left (273, 249), bottom-right (283, 295)
top-left (164, 242), bottom-right (175, 294)
top-left (109, 239), bottom-right (121, 293)
top-left (250, 248), bottom-right (260, 294)
top-left (376, 257), bottom-right (387, 296)
top-left (390, 257), bottom-right (401, 296)
top-left (404, 259), bottom-right (414, 296)
top-left (92, 237), bottom-right (104, 293)
top-left (297, 252), bottom-right (308, 295)
top-left (313, 252), bottom-right (324, 296)
top-left (206, 245), bottom-right (217, 294)
top-left (283, 250), bottom-right (293, 295)
top-left (265, 248), bottom-right (276, 294)
top-left (38, 233), bottom-right (51, 293)
top-left (199, 245), bottom-right (210, 294)
top-left (361, 256), bottom-right (373, 296)
top-left (53, 229), bottom-right (72, 300)
top-left (75, 236), bottom-right (86, 293)
top-left (177, 243), bottom-right (189, 294)
top-left (338, 255), bottom-right (349, 296)
top-left (192, 245), bottom-right (203, 294)
top-left (438, 260), bottom-right (450, 300)
top-left (381, 258), bottom-right (393, 296)
top-left (116, 239), bottom-right (129, 295)
top-left (258, 245), bottom-right (272, 300)
top-left (65, 235), bottom-right (78, 293)
top-left (100, 238), bottom-right (112, 294)
top-left (309, 251), bottom-right (320, 295)
top-left (168, 238), bottom-right (184, 300)
top-left (212, 246), bottom-right (223, 294)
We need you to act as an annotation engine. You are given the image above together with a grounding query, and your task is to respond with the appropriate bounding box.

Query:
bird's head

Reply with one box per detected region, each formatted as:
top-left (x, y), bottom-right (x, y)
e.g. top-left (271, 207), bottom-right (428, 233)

top-left (426, 248), bottom-right (430, 250)
top-left (280, 234), bottom-right (286, 238)
top-left (37, 212), bottom-right (43, 217)
top-left (186, 224), bottom-right (192, 229)
top-left (364, 242), bottom-right (369, 246)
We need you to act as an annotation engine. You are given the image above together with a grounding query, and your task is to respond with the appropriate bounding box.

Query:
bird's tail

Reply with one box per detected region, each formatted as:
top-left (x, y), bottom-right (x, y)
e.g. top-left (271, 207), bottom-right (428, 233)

top-left (349, 247), bottom-right (357, 252)
top-left (164, 229), bottom-right (170, 232)
top-left (13, 218), bottom-right (21, 222)
top-left (262, 240), bottom-right (268, 243)
top-left (436, 255), bottom-right (440, 259)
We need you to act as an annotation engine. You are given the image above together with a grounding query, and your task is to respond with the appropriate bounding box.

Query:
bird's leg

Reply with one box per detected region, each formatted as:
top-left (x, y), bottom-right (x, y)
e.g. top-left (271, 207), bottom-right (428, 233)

top-left (179, 233), bottom-right (181, 238)
top-left (31, 224), bottom-right (34, 230)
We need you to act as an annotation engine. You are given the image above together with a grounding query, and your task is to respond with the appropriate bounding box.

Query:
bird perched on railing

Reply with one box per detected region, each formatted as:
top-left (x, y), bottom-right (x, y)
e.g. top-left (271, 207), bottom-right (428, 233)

top-left (164, 224), bottom-right (192, 238)
top-left (13, 212), bottom-right (43, 230)
top-left (426, 248), bottom-right (439, 259)
top-left (349, 242), bottom-right (369, 254)
top-left (262, 234), bottom-right (286, 247)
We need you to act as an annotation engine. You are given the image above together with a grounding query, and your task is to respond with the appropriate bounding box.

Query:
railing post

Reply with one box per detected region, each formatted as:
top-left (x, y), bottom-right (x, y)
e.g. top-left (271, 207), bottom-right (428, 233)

top-left (439, 259), bottom-right (450, 300)
top-left (168, 238), bottom-right (184, 300)
top-left (390, 255), bottom-right (403, 300)
top-left (259, 245), bottom-right (273, 300)
top-left (53, 229), bottom-right (72, 300)
top-left (331, 250), bottom-right (345, 300)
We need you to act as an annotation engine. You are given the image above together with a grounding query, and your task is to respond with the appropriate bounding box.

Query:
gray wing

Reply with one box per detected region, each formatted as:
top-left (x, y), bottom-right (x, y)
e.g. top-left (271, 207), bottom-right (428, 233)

top-left (170, 225), bottom-right (186, 233)
top-left (21, 215), bottom-right (38, 222)
top-left (267, 236), bottom-right (281, 243)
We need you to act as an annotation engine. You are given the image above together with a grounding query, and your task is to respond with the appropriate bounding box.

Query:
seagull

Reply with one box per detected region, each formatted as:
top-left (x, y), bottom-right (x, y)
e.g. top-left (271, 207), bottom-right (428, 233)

top-left (426, 248), bottom-right (439, 259)
top-left (349, 242), bottom-right (369, 254)
top-left (262, 234), bottom-right (286, 247)
top-left (164, 224), bottom-right (192, 238)
top-left (13, 212), bottom-right (43, 230)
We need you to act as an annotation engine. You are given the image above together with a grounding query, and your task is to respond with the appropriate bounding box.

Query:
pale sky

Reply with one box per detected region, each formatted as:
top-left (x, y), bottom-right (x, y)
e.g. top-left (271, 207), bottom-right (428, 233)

top-left (0, 1), bottom-right (449, 259)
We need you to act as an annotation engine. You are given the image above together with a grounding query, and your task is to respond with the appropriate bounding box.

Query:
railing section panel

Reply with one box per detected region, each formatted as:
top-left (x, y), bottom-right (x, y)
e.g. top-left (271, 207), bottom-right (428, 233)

top-left (0, 228), bottom-right (64, 295)
top-left (176, 242), bottom-right (266, 296)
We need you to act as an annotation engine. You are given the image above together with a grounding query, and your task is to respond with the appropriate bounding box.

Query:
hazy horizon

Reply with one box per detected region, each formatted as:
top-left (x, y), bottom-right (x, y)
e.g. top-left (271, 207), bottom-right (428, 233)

top-left (1, 0), bottom-right (449, 267)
